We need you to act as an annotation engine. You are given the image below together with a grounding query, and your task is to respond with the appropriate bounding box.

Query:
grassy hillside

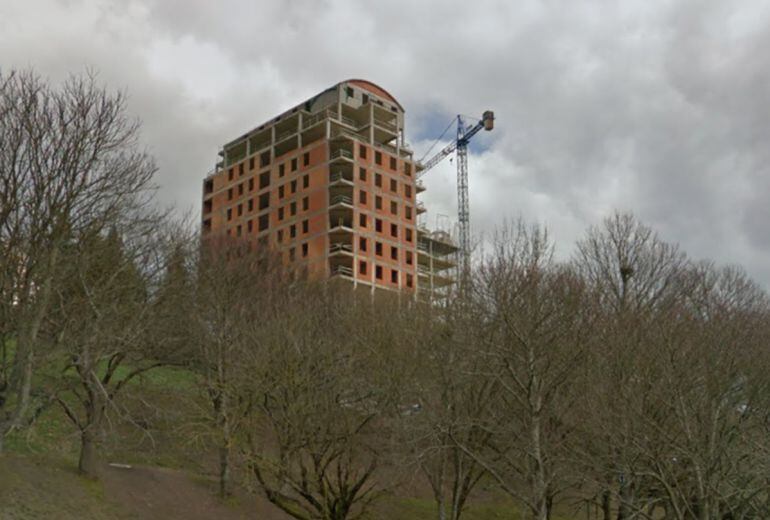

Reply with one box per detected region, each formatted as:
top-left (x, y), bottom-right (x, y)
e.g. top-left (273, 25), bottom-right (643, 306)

top-left (1, 365), bottom-right (576, 519)
top-left (0, 453), bottom-right (129, 520)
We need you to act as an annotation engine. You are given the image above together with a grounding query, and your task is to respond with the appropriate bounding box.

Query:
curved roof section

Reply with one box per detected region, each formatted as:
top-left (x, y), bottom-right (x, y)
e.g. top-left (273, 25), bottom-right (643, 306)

top-left (344, 79), bottom-right (404, 112)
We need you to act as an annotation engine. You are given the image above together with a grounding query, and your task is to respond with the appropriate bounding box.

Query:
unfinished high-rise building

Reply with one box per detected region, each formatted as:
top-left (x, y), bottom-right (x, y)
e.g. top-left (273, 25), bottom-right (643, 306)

top-left (201, 79), bottom-right (457, 300)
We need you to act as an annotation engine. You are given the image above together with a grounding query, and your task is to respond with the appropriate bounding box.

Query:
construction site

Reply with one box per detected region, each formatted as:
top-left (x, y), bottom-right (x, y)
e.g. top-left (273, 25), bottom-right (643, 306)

top-left (201, 79), bottom-right (493, 302)
top-left (7, 0), bottom-right (770, 516)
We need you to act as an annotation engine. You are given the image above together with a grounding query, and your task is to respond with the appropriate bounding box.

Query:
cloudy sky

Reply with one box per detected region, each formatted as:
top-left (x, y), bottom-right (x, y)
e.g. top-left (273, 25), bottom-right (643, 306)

top-left (2, 0), bottom-right (769, 287)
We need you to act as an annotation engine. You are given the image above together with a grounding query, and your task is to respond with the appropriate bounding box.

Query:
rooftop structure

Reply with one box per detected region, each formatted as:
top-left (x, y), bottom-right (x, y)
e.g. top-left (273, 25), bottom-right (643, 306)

top-left (201, 79), bottom-right (457, 299)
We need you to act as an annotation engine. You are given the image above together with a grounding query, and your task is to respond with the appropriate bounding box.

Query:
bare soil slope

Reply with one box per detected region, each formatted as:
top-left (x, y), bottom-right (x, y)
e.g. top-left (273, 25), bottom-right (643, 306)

top-left (0, 454), bottom-right (288, 520)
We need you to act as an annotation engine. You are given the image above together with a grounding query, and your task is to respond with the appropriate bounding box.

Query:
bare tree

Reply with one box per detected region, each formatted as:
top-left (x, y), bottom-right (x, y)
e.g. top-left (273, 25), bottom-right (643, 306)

top-left (46, 215), bottom-right (180, 478)
top-left (183, 236), bottom-right (292, 498)
top-left (399, 290), bottom-right (493, 520)
top-left (0, 69), bottom-right (156, 452)
top-left (240, 284), bottom-right (397, 520)
top-left (472, 222), bottom-right (592, 520)
top-left (572, 212), bottom-right (689, 519)
top-left (629, 264), bottom-right (770, 519)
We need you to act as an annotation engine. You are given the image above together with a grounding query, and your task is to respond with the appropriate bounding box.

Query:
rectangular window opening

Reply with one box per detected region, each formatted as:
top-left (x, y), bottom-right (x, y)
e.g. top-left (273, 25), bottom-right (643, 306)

top-left (259, 171), bottom-right (270, 189)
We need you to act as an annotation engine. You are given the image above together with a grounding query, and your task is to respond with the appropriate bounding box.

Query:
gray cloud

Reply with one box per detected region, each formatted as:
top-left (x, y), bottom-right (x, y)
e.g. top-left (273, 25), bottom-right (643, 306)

top-left (2, 0), bottom-right (769, 288)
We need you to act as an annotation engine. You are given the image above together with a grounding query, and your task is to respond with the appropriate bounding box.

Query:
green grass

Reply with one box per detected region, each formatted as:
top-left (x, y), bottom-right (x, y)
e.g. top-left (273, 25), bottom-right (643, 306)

top-left (98, 365), bottom-right (207, 471)
top-left (134, 364), bottom-right (198, 389)
top-left (6, 362), bottom-right (204, 470)
top-left (4, 401), bottom-right (80, 457)
top-left (380, 496), bottom-right (522, 520)
top-left (377, 494), bottom-right (576, 520)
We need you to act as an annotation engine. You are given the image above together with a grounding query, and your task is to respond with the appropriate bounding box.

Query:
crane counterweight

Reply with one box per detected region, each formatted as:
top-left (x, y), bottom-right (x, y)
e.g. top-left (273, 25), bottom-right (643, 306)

top-left (483, 110), bottom-right (495, 131)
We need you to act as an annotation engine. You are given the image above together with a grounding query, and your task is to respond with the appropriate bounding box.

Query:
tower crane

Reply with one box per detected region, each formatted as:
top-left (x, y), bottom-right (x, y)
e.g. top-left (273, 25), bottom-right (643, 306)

top-left (417, 110), bottom-right (494, 275)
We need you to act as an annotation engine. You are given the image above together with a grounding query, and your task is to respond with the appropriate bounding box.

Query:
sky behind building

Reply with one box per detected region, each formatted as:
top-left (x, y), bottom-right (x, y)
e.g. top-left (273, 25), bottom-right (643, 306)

top-left (2, 0), bottom-right (769, 288)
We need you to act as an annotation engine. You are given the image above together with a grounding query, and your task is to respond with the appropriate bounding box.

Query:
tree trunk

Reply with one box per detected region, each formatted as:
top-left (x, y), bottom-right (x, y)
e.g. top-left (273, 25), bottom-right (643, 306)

top-left (545, 491), bottom-right (553, 520)
top-left (79, 430), bottom-right (100, 478)
top-left (601, 489), bottom-right (612, 520)
top-left (450, 447), bottom-right (464, 520)
top-left (437, 496), bottom-right (447, 520)
top-left (529, 364), bottom-right (548, 520)
top-left (0, 345), bottom-right (33, 453)
top-left (0, 247), bottom-right (59, 449)
top-left (219, 444), bottom-right (231, 498)
top-left (425, 455), bottom-right (448, 520)
top-left (617, 481), bottom-right (632, 520)
top-left (78, 390), bottom-right (104, 479)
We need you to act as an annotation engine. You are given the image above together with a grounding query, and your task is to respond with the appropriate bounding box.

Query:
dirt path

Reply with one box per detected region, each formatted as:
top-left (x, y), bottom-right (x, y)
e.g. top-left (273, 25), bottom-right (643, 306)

top-left (102, 464), bottom-right (286, 520)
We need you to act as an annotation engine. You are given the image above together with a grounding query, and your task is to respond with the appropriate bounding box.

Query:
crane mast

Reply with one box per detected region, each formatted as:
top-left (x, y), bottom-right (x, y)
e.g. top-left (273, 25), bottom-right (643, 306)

top-left (417, 110), bottom-right (494, 277)
top-left (456, 116), bottom-right (470, 273)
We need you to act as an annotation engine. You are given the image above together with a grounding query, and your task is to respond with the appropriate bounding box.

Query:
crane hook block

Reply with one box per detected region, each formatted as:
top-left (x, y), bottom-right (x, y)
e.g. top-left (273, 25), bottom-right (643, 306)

top-left (483, 110), bottom-right (495, 131)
